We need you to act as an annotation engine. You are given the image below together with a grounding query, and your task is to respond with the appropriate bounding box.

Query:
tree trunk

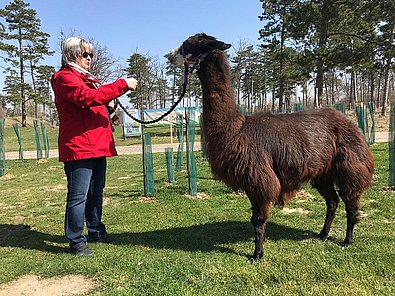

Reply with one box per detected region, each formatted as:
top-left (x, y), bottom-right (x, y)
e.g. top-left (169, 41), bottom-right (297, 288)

top-left (376, 72), bottom-right (382, 110)
top-left (278, 12), bottom-right (286, 113)
top-left (18, 28), bottom-right (26, 127)
top-left (315, 0), bottom-right (331, 109)
top-left (381, 22), bottom-right (395, 116)
top-left (370, 72), bottom-right (375, 104)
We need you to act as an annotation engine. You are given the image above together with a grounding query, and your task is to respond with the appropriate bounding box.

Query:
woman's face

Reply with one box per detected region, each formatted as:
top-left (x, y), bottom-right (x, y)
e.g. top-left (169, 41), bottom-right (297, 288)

top-left (75, 47), bottom-right (93, 71)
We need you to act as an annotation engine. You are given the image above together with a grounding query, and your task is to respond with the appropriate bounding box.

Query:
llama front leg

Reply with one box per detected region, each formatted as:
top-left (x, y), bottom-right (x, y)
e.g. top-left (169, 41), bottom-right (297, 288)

top-left (249, 202), bottom-right (272, 262)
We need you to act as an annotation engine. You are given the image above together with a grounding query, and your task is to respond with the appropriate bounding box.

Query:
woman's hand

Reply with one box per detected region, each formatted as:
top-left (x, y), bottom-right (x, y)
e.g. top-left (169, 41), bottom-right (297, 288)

top-left (125, 78), bottom-right (138, 91)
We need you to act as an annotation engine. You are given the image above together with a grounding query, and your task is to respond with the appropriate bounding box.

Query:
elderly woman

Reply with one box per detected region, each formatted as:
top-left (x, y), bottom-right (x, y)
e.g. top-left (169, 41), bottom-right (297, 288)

top-left (51, 37), bottom-right (137, 256)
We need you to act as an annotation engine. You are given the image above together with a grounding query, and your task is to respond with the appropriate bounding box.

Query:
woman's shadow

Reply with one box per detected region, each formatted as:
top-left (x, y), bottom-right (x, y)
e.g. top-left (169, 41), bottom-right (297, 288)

top-left (0, 224), bottom-right (67, 253)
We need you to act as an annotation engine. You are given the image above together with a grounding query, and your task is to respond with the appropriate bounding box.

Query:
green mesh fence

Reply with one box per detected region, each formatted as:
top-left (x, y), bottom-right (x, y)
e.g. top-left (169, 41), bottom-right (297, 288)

top-left (389, 101), bottom-right (395, 188)
top-left (0, 118), bottom-right (5, 177)
top-left (143, 133), bottom-right (154, 196)
top-left (41, 121), bottom-right (50, 158)
top-left (12, 123), bottom-right (23, 160)
top-left (239, 105), bottom-right (247, 115)
top-left (165, 147), bottom-right (175, 183)
top-left (293, 103), bottom-right (304, 112)
top-left (33, 119), bottom-right (42, 160)
top-left (335, 102), bottom-right (346, 113)
top-left (176, 114), bottom-right (184, 171)
top-left (186, 108), bottom-right (197, 196)
top-left (356, 104), bottom-right (375, 145)
top-left (366, 102), bottom-right (375, 145)
top-left (356, 106), bottom-right (366, 134)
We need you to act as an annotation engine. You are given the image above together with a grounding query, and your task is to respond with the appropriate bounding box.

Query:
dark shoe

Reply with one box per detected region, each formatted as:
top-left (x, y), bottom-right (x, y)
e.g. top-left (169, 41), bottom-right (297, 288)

top-left (74, 244), bottom-right (93, 257)
top-left (89, 233), bottom-right (113, 244)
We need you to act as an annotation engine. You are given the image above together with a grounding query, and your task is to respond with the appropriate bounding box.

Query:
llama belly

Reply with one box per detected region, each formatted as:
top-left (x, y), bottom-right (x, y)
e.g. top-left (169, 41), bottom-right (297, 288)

top-left (207, 146), bottom-right (283, 199)
top-left (205, 147), bottom-right (246, 191)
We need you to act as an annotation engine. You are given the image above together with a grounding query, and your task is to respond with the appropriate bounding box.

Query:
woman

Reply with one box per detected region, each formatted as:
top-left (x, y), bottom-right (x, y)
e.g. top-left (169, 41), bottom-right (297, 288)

top-left (51, 37), bottom-right (137, 256)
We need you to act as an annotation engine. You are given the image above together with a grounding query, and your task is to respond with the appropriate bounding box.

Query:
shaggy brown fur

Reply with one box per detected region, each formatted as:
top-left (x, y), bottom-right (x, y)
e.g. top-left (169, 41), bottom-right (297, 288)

top-left (167, 33), bottom-right (374, 261)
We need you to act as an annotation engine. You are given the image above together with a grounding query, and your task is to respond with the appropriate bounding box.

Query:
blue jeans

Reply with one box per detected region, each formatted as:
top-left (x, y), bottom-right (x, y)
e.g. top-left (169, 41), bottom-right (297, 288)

top-left (64, 157), bottom-right (108, 251)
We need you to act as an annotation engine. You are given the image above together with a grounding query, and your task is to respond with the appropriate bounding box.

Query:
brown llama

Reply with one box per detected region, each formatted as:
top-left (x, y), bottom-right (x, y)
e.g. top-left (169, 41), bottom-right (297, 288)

top-left (166, 33), bottom-right (374, 262)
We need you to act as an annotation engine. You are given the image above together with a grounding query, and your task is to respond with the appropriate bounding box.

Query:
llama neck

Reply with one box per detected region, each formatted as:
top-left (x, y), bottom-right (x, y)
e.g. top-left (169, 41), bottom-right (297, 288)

top-left (198, 52), bottom-right (244, 134)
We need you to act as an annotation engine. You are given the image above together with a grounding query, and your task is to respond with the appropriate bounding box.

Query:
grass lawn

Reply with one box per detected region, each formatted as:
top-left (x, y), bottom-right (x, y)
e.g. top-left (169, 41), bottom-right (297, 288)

top-left (0, 143), bottom-right (394, 295)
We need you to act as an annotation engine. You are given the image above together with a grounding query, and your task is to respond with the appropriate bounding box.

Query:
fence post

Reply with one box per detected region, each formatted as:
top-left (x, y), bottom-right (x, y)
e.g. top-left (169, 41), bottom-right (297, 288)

top-left (143, 133), bottom-right (154, 196)
top-left (199, 115), bottom-right (207, 161)
top-left (41, 121), bottom-right (50, 158)
top-left (165, 147), bottom-right (175, 183)
top-left (176, 114), bottom-right (184, 171)
top-left (33, 119), bottom-right (42, 160)
top-left (12, 123), bottom-right (23, 160)
top-left (335, 102), bottom-right (346, 113)
top-left (0, 118), bottom-right (5, 177)
top-left (367, 102), bottom-right (375, 145)
top-left (389, 101), bottom-right (395, 188)
top-left (293, 102), bottom-right (304, 112)
top-left (186, 108), bottom-right (197, 196)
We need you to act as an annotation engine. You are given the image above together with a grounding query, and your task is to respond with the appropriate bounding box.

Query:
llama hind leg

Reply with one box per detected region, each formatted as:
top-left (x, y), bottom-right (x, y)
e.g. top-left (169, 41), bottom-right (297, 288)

top-left (312, 179), bottom-right (340, 240)
top-left (250, 201), bottom-right (272, 262)
top-left (342, 193), bottom-right (362, 246)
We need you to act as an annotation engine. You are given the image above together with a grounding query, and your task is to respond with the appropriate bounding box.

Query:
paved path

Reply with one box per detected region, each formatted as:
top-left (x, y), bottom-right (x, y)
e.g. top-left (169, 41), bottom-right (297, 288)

top-left (4, 131), bottom-right (389, 160)
top-left (4, 142), bottom-right (200, 160)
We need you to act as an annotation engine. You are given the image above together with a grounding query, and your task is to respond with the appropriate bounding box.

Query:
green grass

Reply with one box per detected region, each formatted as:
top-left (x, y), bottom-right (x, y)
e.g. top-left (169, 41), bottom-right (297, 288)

top-left (0, 143), bottom-right (394, 295)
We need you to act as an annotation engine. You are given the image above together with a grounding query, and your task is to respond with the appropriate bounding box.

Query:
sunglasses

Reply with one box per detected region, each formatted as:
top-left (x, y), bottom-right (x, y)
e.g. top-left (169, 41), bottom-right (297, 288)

top-left (82, 52), bottom-right (94, 59)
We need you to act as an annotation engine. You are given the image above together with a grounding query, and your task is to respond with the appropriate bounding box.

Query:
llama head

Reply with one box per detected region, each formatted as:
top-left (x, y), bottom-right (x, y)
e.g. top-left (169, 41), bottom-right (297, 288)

top-left (166, 33), bottom-right (231, 65)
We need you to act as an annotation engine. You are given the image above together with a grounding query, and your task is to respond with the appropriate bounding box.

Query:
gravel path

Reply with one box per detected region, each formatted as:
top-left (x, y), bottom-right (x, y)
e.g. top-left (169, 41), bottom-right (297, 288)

top-left (4, 131), bottom-right (389, 160)
top-left (4, 142), bottom-right (198, 160)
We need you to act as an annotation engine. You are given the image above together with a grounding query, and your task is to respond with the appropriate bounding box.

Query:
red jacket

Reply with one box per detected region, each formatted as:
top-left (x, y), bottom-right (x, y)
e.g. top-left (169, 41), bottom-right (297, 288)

top-left (51, 65), bottom-right (129, 162)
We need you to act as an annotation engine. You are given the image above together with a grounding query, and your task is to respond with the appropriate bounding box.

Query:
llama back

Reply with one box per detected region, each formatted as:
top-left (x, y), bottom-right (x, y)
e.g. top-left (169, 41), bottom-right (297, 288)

top-left (230, 108), bottom-right (374, 192)
top-left (277, 108), bottom-right (374, 192)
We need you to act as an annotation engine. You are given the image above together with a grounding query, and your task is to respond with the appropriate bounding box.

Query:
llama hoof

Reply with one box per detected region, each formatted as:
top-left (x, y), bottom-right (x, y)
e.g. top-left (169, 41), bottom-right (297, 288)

top-left (316, 232), bottom-right (328, 241)
top-left (342, 238), bottom-right (353, 247)
top-left (248, 251), bottom-right (263, 263)
top-left (248, 256), bottom-right (260, 264)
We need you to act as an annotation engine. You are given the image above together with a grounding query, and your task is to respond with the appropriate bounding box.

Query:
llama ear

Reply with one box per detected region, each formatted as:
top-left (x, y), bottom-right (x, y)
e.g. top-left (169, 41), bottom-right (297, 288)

top-left (220, 42), bottom-right (231, 50)
top-left (207, 40), bottom-right (231, 51)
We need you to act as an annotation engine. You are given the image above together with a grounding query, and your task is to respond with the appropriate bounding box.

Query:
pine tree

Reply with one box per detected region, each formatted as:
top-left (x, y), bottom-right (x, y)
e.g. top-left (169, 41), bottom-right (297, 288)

top-left (0, 0), bottom-right (53, 126)
top-left (124, 53), bottom-right (154, 109)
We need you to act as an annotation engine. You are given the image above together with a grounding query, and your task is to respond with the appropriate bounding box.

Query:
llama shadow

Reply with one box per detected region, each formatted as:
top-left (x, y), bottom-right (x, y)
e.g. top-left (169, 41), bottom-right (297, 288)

top-left (112, 221), bottom-right (312, 257)
top-left (0, 224), bottom-right (67, 253)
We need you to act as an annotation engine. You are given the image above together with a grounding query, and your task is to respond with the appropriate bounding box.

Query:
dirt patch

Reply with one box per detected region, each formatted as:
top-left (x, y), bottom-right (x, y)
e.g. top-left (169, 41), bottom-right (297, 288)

top-left (0, 174), bottom-right (15, 181)
top-left (138, 196), bottom-right (158, 203)
top-left (295, 189), bottom-right (315, 202)
top-left (0, 275), bottom-right (95, 296)
top-left (186, 192), bottom-right (211, 200)
top-left (281, 207), bottom-right (311, 215)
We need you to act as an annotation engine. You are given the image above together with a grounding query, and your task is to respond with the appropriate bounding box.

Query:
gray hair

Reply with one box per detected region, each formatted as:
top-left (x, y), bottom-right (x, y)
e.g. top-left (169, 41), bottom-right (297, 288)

top-left (61, 37), bottom-right (93, 66)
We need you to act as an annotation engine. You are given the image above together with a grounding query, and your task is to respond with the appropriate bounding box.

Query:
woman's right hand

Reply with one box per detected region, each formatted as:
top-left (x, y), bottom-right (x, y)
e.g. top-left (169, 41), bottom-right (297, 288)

top-left (125, 78), bottom-right (138, 91)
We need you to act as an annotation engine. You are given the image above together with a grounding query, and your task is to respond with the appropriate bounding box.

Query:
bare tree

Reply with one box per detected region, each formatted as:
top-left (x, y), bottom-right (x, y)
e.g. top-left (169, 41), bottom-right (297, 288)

top-left (58, 31), bottom-right (122, 83)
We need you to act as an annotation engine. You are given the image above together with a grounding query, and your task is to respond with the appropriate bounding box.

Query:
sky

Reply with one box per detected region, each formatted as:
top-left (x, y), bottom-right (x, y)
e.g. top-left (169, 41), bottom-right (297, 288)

top-left (0, 0), bottom-right (264, 90)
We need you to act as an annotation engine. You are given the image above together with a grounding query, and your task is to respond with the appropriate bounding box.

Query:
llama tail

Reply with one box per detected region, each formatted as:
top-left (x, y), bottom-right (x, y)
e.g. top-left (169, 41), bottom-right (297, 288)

top-left (333, 144), bottom-right (374, 194)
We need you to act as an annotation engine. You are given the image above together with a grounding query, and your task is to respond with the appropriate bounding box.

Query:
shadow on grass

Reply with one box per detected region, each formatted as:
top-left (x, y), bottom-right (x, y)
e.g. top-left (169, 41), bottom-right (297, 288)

top-left (0, 224), bottom-right (67, 253)
top-left (112, 220), bottom-right (314, 257)
top-left (0, 221), bottom-right (317, 257)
